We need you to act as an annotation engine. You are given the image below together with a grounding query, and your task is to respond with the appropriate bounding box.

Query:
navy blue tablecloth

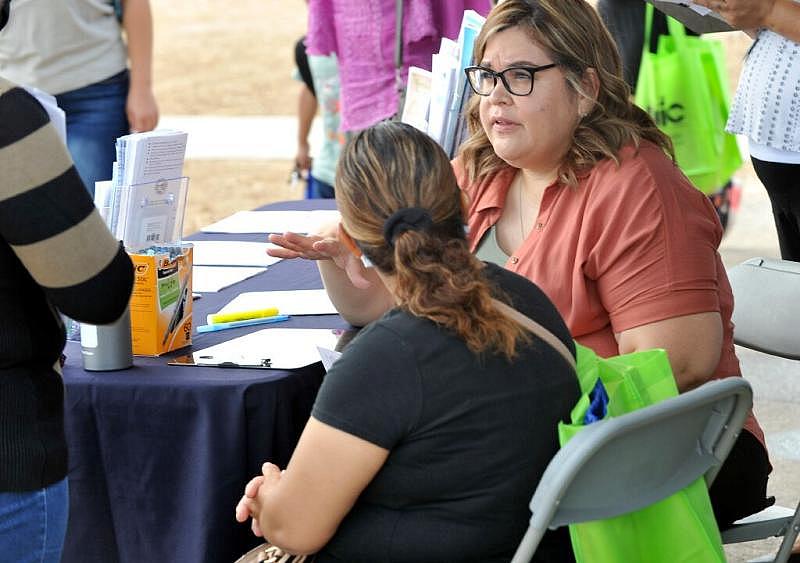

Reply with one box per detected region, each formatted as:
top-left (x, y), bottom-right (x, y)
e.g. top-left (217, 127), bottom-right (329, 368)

top-left (61, 199), bottom-right (348, 563)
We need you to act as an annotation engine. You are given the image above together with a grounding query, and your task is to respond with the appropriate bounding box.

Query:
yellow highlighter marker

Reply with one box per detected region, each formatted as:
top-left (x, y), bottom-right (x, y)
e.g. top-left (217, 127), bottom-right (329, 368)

top-left (207, 307), bottom-right (280, 325)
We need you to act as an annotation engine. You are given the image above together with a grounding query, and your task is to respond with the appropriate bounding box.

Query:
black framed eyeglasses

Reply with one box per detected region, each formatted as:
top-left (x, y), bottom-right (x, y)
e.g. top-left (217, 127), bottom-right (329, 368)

top-left (464, 64), bottom-right (558, 96)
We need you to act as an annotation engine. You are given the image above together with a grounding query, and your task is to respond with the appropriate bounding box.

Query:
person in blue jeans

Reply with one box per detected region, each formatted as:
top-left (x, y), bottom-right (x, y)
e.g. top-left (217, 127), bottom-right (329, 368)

top-left (0, 0), bottom-right (158, 197)
top-left (1, 24), bottom-right (134, 563)
top-left (0, 483), bottom-right (70, 563)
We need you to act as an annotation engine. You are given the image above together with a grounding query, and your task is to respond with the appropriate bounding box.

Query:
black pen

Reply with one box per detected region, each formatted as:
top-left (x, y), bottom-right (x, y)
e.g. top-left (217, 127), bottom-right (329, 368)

top-left (162, 272), bottom-right (190, 346)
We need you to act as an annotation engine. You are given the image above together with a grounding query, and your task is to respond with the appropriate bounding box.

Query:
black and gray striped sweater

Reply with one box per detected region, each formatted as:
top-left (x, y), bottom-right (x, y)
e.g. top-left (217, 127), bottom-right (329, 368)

top-left (0, 77), bottom-right (133, 491)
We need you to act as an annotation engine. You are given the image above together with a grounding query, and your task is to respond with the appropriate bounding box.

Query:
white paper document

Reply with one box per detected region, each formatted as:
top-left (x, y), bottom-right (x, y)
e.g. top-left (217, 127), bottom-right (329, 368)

top-left (117, 129), bottom-right (189, 187)
top-left (117, 177), bottom-right (189, 248)
top-left (401, 66), bottom-right (433, 132)
top-left (25, 86), bottom-right (66, 143)
top-left (441, 9), bottom-right (486, 157)
top-left (213, 289), bottom-right (338, 317)
top-left (192, 328), bottom-right (340, 369)
top-left (192, 266), bottom-right (266, 293)
top-left (427, 42), bottom-right (459, 145)
top-left (108, 129), bottom-right (189, 245)
top-left (190, 240), bottom-right (283, 267)
top-left (201, 210), bottom-right (341, 235)
top-left (317, 347), bottom-right (342, 372)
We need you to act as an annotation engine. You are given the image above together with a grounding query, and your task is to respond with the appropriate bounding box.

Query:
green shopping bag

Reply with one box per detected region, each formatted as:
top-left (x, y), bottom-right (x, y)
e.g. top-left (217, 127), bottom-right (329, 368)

top-left (635, 4), bottom-right (742, 194)
top-left (558, 344), bottom-right (726, 563)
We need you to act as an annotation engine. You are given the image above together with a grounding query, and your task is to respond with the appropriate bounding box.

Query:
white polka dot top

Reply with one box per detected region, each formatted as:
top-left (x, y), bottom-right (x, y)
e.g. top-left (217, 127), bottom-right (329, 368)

top-left (727, 30), bottom-right (800, 153)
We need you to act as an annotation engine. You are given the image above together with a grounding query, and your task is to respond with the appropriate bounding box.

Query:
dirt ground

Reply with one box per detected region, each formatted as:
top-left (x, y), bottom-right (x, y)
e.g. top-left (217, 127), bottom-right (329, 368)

top-left (151, 0), bottom-right (307, 233)
top-left (151, 0), bottom-right (754, 234)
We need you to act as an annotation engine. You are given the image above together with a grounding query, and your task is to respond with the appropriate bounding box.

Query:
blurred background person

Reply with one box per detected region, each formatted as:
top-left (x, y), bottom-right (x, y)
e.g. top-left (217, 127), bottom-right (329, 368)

top-left (293, 33), bottom-right (342, 199)
top-left (305, 0), bottom-right (492, 133)
top-left (595, 0), bottom-right (737, 231)
top-left (694, 0), bottom-right (800, 262)
top-left (0, 0), bottom-right (158, 197)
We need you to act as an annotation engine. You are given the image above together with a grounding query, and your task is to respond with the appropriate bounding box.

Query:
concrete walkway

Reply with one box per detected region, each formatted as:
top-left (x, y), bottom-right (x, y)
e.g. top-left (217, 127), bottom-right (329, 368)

top-left (160, 115), bottom-right (324, 161)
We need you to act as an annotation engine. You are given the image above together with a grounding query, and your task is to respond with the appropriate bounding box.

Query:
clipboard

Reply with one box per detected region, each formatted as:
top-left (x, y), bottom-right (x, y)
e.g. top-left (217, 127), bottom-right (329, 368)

top-left (646, 1), bottom-right (736, 33)
top-left (168, 328), bottom-right (341, 370)
top-left (168, 354), bottom-right (274, 369)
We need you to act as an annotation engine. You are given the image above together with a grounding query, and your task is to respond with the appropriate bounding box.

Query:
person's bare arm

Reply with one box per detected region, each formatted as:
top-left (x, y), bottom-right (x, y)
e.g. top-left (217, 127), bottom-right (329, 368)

top-left (616, 312), bottom-right (723, 391)
top-left (236, 418), bottom-right (389, 554)
top-left (316, 254), bottom-right (395, 326)
top-left (121, 0), bottom-right (159, 132)
top-left (694, 0), bottom-right (800, 42)
top-left (296, 84), bottom-right (317, 173)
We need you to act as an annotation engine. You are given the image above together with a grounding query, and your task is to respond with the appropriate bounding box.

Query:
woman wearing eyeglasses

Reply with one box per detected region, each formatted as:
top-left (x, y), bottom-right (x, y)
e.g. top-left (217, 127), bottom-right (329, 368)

top-left (269, 0), bottom-right (772, 533)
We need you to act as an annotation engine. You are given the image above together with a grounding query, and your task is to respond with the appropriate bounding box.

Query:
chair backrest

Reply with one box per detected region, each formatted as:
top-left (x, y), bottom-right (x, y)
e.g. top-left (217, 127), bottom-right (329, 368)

top-left (728, 257), bottom-right (800, 360)
top-left (511, 377), bottom-right (752, 563)
top-left (724, 257), bottom-right (800, 563)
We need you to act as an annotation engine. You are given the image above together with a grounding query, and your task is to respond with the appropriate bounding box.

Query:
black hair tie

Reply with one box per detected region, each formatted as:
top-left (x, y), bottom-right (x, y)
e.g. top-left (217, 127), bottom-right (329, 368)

top-left (382, 207), bottom-right (433, 247)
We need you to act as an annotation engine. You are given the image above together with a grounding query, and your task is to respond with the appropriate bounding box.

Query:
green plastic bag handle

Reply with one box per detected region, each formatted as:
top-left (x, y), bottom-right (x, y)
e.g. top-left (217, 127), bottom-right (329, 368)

top-left (644, 2), bottom-right (690, 56)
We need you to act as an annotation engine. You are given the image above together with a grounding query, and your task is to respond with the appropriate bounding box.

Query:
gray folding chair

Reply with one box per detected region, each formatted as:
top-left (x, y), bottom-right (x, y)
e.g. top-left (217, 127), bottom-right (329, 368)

top-left (721, 258), bottom-right (800, 563)
top-left (511, 377), bottom-right (753, 562)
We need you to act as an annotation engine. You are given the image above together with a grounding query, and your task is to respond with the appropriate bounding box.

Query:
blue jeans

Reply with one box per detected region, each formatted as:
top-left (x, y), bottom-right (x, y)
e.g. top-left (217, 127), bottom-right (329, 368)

top-left (306, 174), bottom-right (335, 199)
top-left (56, 70), bottom-right (130, 197)
top-left (0, 478), bottom-right (69, 563)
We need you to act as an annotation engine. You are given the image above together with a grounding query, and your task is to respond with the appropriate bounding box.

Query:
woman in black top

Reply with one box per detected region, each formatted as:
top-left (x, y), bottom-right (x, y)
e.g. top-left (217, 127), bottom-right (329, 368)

top-left (236, 122), bottom-right (578, 562)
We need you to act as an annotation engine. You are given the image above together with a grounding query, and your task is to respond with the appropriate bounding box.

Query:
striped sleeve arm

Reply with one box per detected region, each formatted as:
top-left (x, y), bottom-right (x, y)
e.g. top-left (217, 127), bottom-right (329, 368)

top-left (0, 84), bottom-right (133, 324)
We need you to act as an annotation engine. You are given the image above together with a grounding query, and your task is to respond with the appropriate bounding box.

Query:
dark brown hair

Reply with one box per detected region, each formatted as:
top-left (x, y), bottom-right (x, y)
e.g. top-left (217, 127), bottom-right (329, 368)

top-left (459, 0), bottom-right (674, 187)
top-left (335, 122), bottom-right (530, 359)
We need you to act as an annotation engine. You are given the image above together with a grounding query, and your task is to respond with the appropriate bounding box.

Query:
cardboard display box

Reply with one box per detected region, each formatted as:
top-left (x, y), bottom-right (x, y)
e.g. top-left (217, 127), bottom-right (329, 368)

top-left (129, 245), bottom-right (193, 356)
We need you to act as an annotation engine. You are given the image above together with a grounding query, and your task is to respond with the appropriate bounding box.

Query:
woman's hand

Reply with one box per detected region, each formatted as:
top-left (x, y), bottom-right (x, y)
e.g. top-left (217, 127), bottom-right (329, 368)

top-left (235, 474), bottom-right (265, 535)
top-left (126, 84), bottom-right (159, 133)
top-left (693, 0), bottom-right (774, 29)
top-left (268, 222), bottom-right (392, 326)
top-left (267, 232), bottom-right (337, 261)
top-left (268, 231), bottom-right (373, 290)
top-left (693, 0), bottom-right (800, 42)
top-left (235, 462), bottom-right (284, 537)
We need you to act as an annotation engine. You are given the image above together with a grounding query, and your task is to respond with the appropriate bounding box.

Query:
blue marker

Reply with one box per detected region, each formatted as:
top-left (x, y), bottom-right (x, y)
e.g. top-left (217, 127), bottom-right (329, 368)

top-left (196, 314), bottom-right (290, 334)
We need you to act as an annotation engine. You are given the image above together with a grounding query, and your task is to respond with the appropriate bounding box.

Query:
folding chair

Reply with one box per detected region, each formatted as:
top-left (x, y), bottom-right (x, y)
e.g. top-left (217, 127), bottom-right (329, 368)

top-left (721, 257), bottom-right (800, 563)
top-left (510, 377), bottom-right (753, 562)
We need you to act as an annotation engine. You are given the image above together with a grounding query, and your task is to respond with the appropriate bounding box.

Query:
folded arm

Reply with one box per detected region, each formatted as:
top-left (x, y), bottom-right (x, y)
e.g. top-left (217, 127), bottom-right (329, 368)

top-left (236, 417), bottom-right (389, 554)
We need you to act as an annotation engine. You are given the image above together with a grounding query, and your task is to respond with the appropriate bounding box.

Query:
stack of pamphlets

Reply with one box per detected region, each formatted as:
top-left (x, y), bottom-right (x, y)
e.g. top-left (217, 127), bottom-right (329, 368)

top-left (400, 10), bottom-right (486, 158)
top-left (95, 129), bottom-right (189, 250)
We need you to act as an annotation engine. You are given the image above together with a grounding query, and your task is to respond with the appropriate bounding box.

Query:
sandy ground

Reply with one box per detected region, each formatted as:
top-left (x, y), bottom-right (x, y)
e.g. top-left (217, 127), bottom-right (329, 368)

top-left (151, 0), bottom-right (755, 234)
top-left (152, 0), bottom-right (307, 233)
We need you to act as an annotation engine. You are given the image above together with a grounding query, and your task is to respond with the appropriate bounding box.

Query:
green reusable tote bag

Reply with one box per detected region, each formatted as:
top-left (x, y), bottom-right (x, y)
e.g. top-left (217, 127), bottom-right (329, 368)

top-left (558, 344), bottom-right (726, 563)
top-left (635, 4), bottom-right (742, 194)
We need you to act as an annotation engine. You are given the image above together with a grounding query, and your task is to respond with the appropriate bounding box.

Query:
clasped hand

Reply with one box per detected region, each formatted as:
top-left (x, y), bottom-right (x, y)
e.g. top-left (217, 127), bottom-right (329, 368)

top-left (235, 461), bottom-right (283, 538)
